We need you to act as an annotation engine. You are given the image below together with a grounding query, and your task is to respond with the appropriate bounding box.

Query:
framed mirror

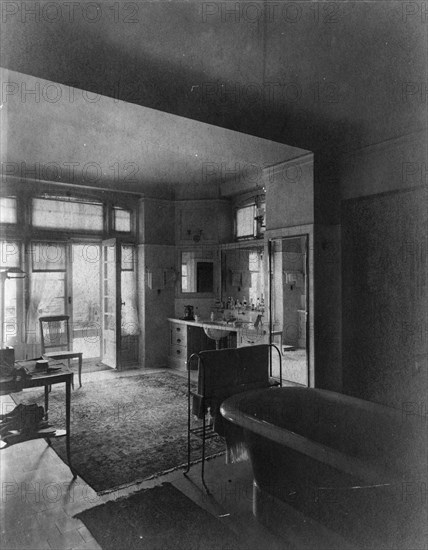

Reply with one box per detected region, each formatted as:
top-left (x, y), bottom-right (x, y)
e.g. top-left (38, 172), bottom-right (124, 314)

top-left (180, 250), bottom-right (214, 294)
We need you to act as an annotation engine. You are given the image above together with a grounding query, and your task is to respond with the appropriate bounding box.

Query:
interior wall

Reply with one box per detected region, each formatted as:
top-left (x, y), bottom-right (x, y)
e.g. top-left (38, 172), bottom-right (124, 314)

top-left (138, 244), bottom-right (175, 368)
top-left (138, 198), bottom-right (176, 368)
top-left (340, 132), bottom-right (427, 407)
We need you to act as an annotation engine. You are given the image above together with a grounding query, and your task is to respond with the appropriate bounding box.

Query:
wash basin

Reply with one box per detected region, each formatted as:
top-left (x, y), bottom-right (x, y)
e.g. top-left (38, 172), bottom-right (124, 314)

top-left (202, 322), bottom-right (232, 346)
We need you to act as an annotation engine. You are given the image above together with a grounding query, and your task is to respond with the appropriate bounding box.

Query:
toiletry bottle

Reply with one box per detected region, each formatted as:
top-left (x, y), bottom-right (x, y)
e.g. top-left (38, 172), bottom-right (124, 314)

top-left (210, 311), bottom-right (215, 321)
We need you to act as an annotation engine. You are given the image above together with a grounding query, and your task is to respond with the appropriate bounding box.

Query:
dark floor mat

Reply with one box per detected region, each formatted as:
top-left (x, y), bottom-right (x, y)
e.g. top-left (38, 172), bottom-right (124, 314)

top-left (76, 482), bottom-right (243, 550)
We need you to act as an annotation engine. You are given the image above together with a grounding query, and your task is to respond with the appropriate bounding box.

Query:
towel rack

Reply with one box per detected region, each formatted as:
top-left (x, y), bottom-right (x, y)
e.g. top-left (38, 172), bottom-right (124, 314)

top-left (183, 344), bottom-right (282, 493)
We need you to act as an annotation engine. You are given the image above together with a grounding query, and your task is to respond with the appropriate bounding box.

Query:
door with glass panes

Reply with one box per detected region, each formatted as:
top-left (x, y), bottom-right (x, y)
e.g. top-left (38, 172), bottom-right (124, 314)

top-left (101, 239), bottom-right (138, 369)
top-left (28, 242), bottom-right (101, 359)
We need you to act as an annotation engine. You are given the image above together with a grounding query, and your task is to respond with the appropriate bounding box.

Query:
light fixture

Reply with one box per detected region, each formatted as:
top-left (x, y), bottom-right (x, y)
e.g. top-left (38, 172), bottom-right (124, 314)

top-left (0, 268), bottom-right (26, 281)
top-left (0, 268), bottom-right (25, 348)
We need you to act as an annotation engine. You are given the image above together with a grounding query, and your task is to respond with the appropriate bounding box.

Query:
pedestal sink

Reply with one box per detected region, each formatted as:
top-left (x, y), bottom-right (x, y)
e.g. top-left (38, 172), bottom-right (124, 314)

top-left (203, 322), bottom-right (232, 349)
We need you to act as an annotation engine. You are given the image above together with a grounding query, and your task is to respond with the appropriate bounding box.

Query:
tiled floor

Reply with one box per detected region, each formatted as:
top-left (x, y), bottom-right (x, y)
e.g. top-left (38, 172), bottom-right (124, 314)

top-left (0, 368), bottom-right (288, 550)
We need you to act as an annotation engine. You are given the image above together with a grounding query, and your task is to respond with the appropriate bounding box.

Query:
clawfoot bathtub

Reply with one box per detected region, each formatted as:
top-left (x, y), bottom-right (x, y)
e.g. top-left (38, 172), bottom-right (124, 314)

top-left (221, 387), bottom-right (426, 549)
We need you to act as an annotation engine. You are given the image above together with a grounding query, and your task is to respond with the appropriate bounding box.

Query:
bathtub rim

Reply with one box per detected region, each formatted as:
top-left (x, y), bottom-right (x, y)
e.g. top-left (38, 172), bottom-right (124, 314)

top-left (220, 387), bottom-right (425, 486)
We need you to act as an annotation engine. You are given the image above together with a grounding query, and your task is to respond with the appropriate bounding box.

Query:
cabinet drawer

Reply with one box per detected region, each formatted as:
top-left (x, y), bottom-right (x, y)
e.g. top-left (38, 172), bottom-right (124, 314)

top-left (170, 323), bottom-right (188, 346)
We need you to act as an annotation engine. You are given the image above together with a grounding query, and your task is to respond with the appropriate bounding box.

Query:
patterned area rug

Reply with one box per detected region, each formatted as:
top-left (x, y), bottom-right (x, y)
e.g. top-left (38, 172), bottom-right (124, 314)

top-left (76, 482), bottom-right (243, 550)
top-left (12, 372), bottom-right (225, 493)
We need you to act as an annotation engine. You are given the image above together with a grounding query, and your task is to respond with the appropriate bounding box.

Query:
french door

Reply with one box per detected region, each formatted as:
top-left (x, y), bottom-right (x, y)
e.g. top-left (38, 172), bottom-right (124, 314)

top-left (101, 239), bottom-right (120, 368)
top-left (29, 242), bottom-right (101, 359)
top-left (101, 239), bottom-right (138, 369)
top-left (27, 240), bottom-right (137, 367)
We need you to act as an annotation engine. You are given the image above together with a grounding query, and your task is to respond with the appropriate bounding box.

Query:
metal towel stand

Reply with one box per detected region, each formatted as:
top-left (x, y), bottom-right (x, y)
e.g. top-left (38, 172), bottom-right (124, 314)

top-left (183, 344), bottom-right (282, 493)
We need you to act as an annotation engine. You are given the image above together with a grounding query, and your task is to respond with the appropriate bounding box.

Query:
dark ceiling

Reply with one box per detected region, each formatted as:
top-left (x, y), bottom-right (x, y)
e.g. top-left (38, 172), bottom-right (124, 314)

top-left (1, 1), bottom-right (426, 159)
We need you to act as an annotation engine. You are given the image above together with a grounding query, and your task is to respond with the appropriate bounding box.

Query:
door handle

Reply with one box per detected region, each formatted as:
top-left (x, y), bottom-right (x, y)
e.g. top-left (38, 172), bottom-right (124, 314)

top-left (121, 301), bottom-right (126, 306)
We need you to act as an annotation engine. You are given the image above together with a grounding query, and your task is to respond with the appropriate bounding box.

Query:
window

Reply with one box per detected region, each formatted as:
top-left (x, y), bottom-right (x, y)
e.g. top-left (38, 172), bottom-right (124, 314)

top-left (0, 197), bottom-right (17, 224)
top-left (113, 207), bottom-right (131, 233)
top-left (32, 196), bottom-right (103, 231)
top-left (28, 243), bottom-right (66, 327)
top-left (236, 205), bottom-right (256, 239)
top-left (31, 242), bottom-right (66, 271)
top-left (0, 240), bottom-right (22, 346)
top-left (0, 240), bottom-right (20, 268)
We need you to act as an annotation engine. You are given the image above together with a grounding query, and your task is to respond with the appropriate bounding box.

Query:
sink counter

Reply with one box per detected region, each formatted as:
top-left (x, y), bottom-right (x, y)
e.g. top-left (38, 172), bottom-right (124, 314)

top-left (167, 318), bottom-right (269, 370)
top-left (167, 317), bottom-right (241, 332)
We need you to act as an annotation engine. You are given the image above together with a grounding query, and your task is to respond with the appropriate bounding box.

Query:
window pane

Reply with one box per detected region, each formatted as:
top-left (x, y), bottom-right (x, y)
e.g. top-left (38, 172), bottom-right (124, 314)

top-left (0, 241), bottom-right (20, 268)
top-left (0, 197), bottom-right (17, 224)
top-left (121, 245), bottom-right (134, 271)
top-left (3, 278), bottom-right (17, 345)
top-left (114, 207), bottom-right (131, 232)
top-left (31, 242), bottom-right (66, 271)
top-left (236, 205), bottom-right (255, 238)
top-left (30, 272), bottom-right (66, 317)
top-left (32, 197), bottom-right (103, 231)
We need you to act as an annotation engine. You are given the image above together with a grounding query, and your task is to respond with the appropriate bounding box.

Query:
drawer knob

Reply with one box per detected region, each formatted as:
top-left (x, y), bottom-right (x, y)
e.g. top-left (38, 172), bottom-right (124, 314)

top-left (176, 349), bottom-right (181, 355)
top-left (176, 328), bottom-right (181, 332)
top-left (177, 339), bottom-right (181, 343)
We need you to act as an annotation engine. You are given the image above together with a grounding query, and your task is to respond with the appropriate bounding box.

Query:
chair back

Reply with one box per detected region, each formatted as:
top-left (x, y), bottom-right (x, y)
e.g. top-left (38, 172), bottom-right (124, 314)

top-left (39, 315), bottom-right (71, 354)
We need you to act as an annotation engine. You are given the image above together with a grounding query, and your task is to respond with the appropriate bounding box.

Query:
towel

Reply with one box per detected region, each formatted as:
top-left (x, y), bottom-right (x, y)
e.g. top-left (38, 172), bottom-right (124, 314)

top-left (191, 345), bottom-right (270, 436)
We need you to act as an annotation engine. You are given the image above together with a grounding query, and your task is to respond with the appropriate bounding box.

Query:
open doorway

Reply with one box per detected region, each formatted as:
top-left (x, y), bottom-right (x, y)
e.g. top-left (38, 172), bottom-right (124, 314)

top-left (270, 235), bottom-right (309, 386)
top-left (26, 240), bottom-right (138, 368)
top-left (71, 244), bottom-right (101, 359)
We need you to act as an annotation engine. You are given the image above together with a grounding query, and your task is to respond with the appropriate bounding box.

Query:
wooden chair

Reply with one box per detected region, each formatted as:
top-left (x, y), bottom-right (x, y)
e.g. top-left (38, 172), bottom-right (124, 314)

top-left (39, 315), bottom-right (83, 388)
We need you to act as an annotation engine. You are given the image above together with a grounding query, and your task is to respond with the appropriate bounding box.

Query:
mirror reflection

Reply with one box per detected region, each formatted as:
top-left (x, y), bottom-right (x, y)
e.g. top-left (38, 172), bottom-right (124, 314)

top-left (270, 235), bottom-right (308, 386)
top-left (181, 251), bottom-right (214, 293)
top-left (221, 245), bottom-right (264, 310)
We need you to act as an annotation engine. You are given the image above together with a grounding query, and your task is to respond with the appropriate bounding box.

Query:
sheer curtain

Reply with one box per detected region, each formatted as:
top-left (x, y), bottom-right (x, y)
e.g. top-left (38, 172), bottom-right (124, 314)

top-left (25, 243), bottom-right (66, 354)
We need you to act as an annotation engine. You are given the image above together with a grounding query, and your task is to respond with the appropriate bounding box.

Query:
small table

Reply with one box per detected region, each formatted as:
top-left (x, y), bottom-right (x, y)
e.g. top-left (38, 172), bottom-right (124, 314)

top-left (0, 364), bottom-right (76, 478)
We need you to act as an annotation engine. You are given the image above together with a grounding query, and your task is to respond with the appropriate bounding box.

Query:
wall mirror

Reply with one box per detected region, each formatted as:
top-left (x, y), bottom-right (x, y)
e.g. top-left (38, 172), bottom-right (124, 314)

top-left (180, 250), bottom-right (214, 293)
top-left (221, 243), bottom-right (265, 308)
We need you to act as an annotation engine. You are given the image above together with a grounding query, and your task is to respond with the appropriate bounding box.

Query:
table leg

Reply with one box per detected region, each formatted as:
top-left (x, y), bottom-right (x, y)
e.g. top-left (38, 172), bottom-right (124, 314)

top-left (65, 378), bottom-right (76, 478)
top-left (44, 385), bottom-right (49, 421)
top-left (78, 355), bottom-right (82, 388)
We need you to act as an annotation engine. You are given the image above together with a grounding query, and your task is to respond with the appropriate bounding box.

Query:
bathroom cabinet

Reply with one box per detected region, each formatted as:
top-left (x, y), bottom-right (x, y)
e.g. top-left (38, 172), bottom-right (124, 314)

top-left (167, 319), bottom-right (216, 370)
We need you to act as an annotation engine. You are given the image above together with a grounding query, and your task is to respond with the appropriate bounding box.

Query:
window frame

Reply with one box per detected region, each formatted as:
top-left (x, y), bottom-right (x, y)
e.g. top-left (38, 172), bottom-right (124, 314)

top-left (235, 203), bottom-right (257, 240)
top-left (31, 195), bottom-right (105, 233)
top-left (0, 197), bottom-right (18, 225)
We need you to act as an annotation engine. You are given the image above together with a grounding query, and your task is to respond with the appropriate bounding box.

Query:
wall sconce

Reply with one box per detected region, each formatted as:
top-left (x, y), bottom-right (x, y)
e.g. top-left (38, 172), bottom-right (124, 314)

top-left (193, 229), bottom-right (203, 243)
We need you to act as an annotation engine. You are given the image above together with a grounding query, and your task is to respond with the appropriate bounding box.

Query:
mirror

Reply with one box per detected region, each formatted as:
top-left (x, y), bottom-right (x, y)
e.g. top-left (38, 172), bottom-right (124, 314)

top-left (221, 244), bottom-right (265, 308)
top-left (181, 251), bottom-right (214, 293)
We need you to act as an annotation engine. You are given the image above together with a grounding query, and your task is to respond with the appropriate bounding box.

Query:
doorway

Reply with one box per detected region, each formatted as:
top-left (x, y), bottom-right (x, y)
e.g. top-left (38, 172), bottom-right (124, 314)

top-left (101, 240), bottom-right (139, 369)
top-left (27, 240), bottom-right (138, 367)
top-left (269, 235), bottom-right (309, 386)
top-left (71, 244), bottom-right (101, 359)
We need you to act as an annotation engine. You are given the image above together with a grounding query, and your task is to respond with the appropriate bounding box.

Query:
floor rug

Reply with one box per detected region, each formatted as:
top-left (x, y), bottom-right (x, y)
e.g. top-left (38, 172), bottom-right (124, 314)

top-left (12, 372), bottom-right (225, 493)
top-left (76, 482), bottom-right (243, 550)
